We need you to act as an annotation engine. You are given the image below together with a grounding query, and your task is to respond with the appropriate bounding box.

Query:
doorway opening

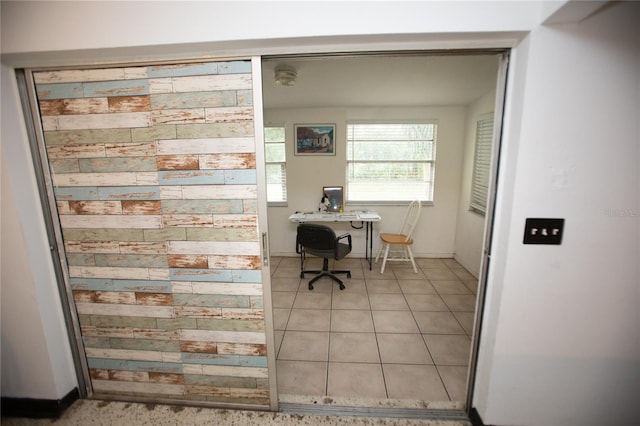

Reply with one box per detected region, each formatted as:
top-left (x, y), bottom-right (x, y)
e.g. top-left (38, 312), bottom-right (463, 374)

top-left (260, 51), bottom-right (508, 413)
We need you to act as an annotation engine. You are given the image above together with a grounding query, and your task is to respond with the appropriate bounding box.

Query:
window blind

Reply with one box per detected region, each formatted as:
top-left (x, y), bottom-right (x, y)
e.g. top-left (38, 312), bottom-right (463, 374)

top-left (264, 125), bottom-right (287, 203)
top-left (346, 122), bottom-right (436, 202)
top-left (470, 113), bottom-right (494, 215)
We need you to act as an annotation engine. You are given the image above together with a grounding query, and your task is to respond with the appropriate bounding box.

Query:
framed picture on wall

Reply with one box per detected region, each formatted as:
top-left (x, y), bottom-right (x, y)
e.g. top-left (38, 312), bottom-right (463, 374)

top-left (294, 124), bottom-right (336, 155)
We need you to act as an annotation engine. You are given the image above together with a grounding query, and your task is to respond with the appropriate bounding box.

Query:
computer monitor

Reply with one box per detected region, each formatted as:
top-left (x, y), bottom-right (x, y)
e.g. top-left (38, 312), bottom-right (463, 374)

top-left (323, 186), bottom-right (343, 212)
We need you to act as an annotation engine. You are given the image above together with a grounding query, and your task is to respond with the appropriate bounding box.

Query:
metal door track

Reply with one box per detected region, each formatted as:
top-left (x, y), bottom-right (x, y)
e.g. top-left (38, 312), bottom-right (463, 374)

top-left (279, 402), bottom-right (470, 422)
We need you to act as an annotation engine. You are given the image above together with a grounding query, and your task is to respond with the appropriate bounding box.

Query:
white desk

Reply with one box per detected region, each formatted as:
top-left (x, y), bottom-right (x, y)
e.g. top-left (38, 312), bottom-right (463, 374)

top-left (289, 211), bottom-right (382, 270)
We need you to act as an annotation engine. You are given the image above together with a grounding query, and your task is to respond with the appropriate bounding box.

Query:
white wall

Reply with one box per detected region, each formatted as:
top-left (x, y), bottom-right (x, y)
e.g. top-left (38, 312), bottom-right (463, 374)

top-left (1, 64), bottom-right (78, 399)
top-left (474, 3), bottom-right (640, 425)
top-left (2, 2), bottom-right (638, 425)
top-left (264, 106), bottom-right (466, 258)
top-left (454, 90), bottom-right (498, 277)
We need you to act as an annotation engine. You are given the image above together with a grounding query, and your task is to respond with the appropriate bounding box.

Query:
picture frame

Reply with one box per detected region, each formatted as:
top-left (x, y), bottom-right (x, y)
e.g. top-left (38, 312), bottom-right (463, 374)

top-left (294, 124), bottom-right (336, 156)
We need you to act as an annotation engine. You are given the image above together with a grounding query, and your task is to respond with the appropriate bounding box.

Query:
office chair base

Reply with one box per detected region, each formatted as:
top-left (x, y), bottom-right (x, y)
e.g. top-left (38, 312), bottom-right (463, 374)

top-left (301, 259), bottom-right (350, 290)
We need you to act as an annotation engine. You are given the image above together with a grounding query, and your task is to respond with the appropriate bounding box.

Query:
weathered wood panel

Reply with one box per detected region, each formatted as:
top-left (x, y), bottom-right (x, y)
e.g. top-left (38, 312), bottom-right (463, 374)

top-left (35, 59), bottom-right (269, 407)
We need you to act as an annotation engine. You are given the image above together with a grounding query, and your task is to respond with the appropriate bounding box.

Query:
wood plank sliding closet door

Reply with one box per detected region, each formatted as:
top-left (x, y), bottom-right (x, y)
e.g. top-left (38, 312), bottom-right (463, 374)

top-left (32, 60), bottom-right (272, 408)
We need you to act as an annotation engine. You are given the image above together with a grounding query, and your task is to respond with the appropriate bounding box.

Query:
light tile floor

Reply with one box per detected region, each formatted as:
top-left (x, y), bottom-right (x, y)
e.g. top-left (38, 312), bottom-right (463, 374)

top-left (271, 256), bottom-right (478, 403)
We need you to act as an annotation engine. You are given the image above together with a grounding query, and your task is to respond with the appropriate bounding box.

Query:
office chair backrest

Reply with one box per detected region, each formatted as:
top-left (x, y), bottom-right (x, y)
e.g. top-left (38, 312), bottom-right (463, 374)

top-left (399, 200), bottom-right (422, 242)
top-left (297, 223), bottom-right (338, 255)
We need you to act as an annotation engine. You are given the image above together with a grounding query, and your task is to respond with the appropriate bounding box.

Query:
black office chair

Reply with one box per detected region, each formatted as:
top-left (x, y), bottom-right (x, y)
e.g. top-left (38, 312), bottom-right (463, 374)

top-left (296, 223), bottom-right (352, 290)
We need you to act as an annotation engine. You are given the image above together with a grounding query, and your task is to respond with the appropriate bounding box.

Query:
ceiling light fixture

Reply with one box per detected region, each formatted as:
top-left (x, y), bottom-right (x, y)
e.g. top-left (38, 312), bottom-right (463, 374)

top-left (274, 65), bottom-right (297, 86)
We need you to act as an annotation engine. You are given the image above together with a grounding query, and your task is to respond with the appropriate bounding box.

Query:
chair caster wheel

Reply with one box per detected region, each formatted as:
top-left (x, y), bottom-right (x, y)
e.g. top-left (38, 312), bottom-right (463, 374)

top-left (339, 284), bottom-right (345, 290)
top-left (346, 272), bottom-right (351, 278)
top-left (308, 283), bottom-right (314, 290)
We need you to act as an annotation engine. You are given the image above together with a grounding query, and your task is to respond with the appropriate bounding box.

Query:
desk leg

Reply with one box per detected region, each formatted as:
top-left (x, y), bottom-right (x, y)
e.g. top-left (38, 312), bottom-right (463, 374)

top-left (366, 222), bottom-right (373, 271)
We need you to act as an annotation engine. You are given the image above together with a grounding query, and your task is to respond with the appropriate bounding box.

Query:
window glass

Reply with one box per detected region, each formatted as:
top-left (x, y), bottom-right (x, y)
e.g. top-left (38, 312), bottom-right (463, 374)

top-left (346, 122), bottom-right (436, 203)
top-left (264, 125), bottom-right (287, 204)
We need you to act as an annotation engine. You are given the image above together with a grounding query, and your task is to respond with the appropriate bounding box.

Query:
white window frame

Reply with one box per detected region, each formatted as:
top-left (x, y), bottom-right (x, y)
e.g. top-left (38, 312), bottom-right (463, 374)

top-left (264, 123), bottom-right (287, 206)
top-left (346, 120), bottom-right (437, 205)
top-left (470, 113), bottom-right (494, 215)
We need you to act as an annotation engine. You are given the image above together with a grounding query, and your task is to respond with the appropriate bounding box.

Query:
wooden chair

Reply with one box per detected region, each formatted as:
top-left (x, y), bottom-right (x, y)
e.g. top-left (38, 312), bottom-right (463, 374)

top-left (375, 200), bottom-right (422, 273)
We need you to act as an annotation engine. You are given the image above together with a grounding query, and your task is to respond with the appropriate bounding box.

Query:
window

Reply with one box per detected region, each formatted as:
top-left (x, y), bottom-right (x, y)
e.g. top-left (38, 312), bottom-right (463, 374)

top-left (264, 124), bottom-right (287, 204)
top-left (346, 122), bottom-right (437, 203)
top-left (470, 113), bottom-right (494, 215)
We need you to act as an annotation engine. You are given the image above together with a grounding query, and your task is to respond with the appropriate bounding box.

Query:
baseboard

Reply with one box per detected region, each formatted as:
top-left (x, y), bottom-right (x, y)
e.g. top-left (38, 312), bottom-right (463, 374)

top-left (469, 407), bottom-right (488, 426)
top-left (1, 387), bottom-right (79, 418)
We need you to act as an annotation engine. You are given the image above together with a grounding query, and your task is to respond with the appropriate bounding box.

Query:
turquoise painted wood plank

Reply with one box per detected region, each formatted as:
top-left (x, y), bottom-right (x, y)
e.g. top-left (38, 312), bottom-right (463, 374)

top-left (66, 253), bottom-right (96, 266)
top-left (218, 61), bottom-right (252, 74)
top-left (239, 356), bottom-right (268, 368)
top-left (111, 279), bottom-right (172, 293)
top-left (50, 159), bottom-right (80, 173)
top-left (151, 92), bottom-right (237, 110)
top-left (54, 186), bottom-right (100, 201)
top-left (158, 170), bottom-right (224, 186)
top-left (37, 83), bottom-right (84, 100)
top-left (87, 358), bottom-right (129, 370)
top-left (98, 186), bottom-right (160, 200)
top-left (161, 200), bottom-right (243, 214)
top-left (232, 270), bottom-right (262, 283)
top-left (169, 268), bottom-right (233, 282)
top-left (147, 62), bottom-right (219, 78)
top-left (83, 79), bottom-right (150, 97)
top-left (83, 336), bottom-right (111, 348)
top-left (70, 278), bottom-right (114, 291)
top-left (126, 361), bottom-right (184, 374)
top-left (250, 296), bottom-right (264, 309)
top-left (224, 170), bottom-right (257, 185)
top-left (181, 353), bottom-right (240, 366)
top-left (237, 90), bottom-right (254, 106)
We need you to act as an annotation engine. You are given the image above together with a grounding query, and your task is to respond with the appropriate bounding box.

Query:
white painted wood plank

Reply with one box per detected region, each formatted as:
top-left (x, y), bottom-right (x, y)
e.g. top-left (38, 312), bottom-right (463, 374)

top-left (156, 138), bottom-right (254, 155)
top-left (53, 172), bottom-right (140, 187)
top-left (124, 67), bottom-right (149, 80)
top-left (59, 215), bottom-right (163, 229)
top-left (168, 241), bottom-right (260, 256)
top-left (205, 106), bottom-right (253, 123)
top-left (85, 347), bottom-right (164, 362)
top-left (92, 380), bottom-right (185, 396)
top-left (148, 268), bottom-right (170, 280)
top-left (66, 241), bottom-right (121, 254)
top-left (191, 282), bottom-right (263, 296)
top-left (105, 142), bottom-right (157, 157)
top-left (159, 186), bottom-right (184, 200)
top-left (135, 172), bottom-right (159, 185)
top-left (152, 109), bottom-right (205, 125)
top-left (34, 68), bottom-right (126, 84)
top-left (171, 282), bottom-right (193, 293)
top-left (161, 352), bottom-right (182, 363)
top-left (42, 116), bottom-right (60, 131)
top-left (183, 364), bottom-right (203, 375)
top-left (148, 78), bottom-right (173, 94)
top-left (47, 144), bottom-right (106, 159)
top-left (179, 329), bottom-right (265, 344)
top-left (171, 74), bottom-right (252, 92)
top-left (174, 185), bottom-right (257, 200)
top-left (75, 302), bottom-right (173, 318)
top-left (58, 112), bottom-right (151, 130)
top-left (69, 266), bottom-right (150, 280)
top-left (200, 365), bottom-right (268, 379)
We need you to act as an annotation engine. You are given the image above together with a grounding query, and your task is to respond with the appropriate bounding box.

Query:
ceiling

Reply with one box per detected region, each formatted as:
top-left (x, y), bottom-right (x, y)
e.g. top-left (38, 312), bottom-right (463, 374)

top-left (261, 53), bottom-right (501, 109)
